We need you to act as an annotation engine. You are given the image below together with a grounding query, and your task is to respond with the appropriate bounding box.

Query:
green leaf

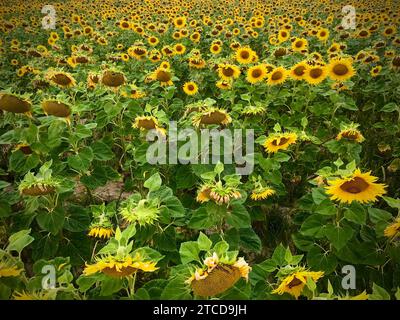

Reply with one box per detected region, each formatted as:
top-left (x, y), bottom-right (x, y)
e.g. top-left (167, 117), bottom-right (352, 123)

top-left (161, 277), bottom-right (192, 299)
top-left (213, 240), bottom-right (229, 257)
top-left (315, 199), bottom-right (337, 216)
top-left (91, 141), bottom-right (114, 161)
top-left (395, 287), bottom-right (400, 300)
top-left (227, 203), bottom-right (251, 228)
top-left (273, 152), bottom-right (291, 162)
top-left (197, 232), bottom-right (212, 251)
top-left (6, 229), bottom-right (34, 254)
top-left (144, 173), bottom-right (162, 191)
top-left (239, 228), bottom-right (261, 252)
top-left (306, 246), bottom-right (337, 274)
top-left (36, 208), bottom-right (65, 234)
top-left (344, 203), bottom-right (366, 225)
top-left (76, 274), bottom-right (98, 292)
top-left (188, 207), bottom-right (215, 229)
top-left (271, 244), bottom-right (286, 265)
top-left (214, 161), bottom-right (224, 175)
top-left (324, 223), bottom-right (354, 250)
top-left (179, 241), bottom-right (200, 264)
top-left (369, 283), bottom-right (391, 300)
top-left (312, 188), bottom-right (328, 205)
top-left (67, 147), bottom-right (94, 172)
top-left (381, 102), bottom-right (398, 113)
top-left (64, 205), bottom-right (90, 232)
top-left (300, 215), bottom-right (328, 237)
top-left (382, 196), bottom-right (400, 210)
top-left (0, 181), bottom-right (10, 189)
top-left (100, 277), bottom-right (123, 296)
top-left (368, 207), bottom-right (393, 224)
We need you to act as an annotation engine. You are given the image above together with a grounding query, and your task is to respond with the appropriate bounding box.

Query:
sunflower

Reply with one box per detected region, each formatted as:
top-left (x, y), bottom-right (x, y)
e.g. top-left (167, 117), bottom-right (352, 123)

top-left (218, 63), bottom-right (241, 80)
top-left (133, 115), bottom-right (159, 130)
top-left (336, 124), bottom-right (364, 143)
top-left (304, 65), bottom-right (328, 85)
top-left (0, 261), bottom-right (23, 278)
top-left (0, 93), bottom-right (31, 114)
top-left (291, 37), bottom-right (308, 52)
top-left (101, 70), bottom-right (126, 88)
top-left (173, 16), bottom-right (186, 29)
top-left (384, 218), bottom-right (400, 238)
top-left (151, 67), bottom-right (173, 86)
top-left (186, 254), bottom-right (250, 297)
top-left (251, 186), bottom-right (275, 200)
top-left (121, 85), bottom-right (146, 99)
top-left (241, 104), bottom-right (265, 116)
top-left (189, 57), bottom-right (206, 69)
top-left (235, 46), bottom-right (257, 64)
top-left (196, 185), bottom-right (212, 203)
top-left (246, 64), bottom-right (267, 84)
top-left (128, 45), bottom-right (147, 60)
top-left (119, 196), bottom-right (160, 226)
top-left (45, 70), bottom-right (76, 88)
top-left (273, 270), bottom-right (324, 299)
top-left (88, 226), bottom-right (114, 239)
top-left (210, 43), bottom-right (222, 55)
top-left (12, 290), bottom-right (54, 300)
top-left (41, 100), bottom-right (72, 118)
top-left (173, 43), bottom-right (186, 55)
top-left (290, 61), bottom-right (307, 80)
top-left (327, 58), bottom-right (355, 82)
top-left (263, 132), bottom-right (297, 153)
top-left (267, 66), bottom-right (288, 85)
top-left (192, 107), bottom-right (232, 127)
top-left (370, 66), bottom-right (382, 77)
top-left (316, 28), bottom-right (329, 42)
top-left (391, 56), bottom-right (400, 71)
top-left (148, 36), bottom-right (159, 46)
top-left (83, 253), bottom-right (158, 278)
top-left (183, 81), bottom-right (199, 95)
top-left (325, 169), bottom-right (387, 204)
top-left (216, 79), bottom-right (232, 90)
top-left (87, 73), bottom-right (100, 89)
top-left (277, 29), bottom-right (290, 43)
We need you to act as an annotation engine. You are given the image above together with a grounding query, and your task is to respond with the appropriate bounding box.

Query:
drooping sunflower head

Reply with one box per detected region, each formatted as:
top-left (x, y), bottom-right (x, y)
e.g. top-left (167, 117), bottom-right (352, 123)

top-left (263, 132), bottom-right (298, 153)
top-left (13, 290), bottom-right (54, 300)
top-left (192, 107), bottom-right (232, 127)
top-left (216, 79), bottom-right (232, 90)
top-left (186, 253), bottom-right (251, 297)
top-left (18, 161), bottom-right (59, 196)
top-left (133, 115), bottom-right (159, 131)
top-left (251, 186), bottom-right (275, 201)
top-left (336, 123), bottom-right (364, 143)
top-left (88, 225), bottom-right (114, 240)
top-left (41, 99), bottom-right (72, 119)
top-left (121, 84), bottom-right (146, 99)
top-left (0, 92), bottom-right (31, 114)
top-left (83, 253), bottom-right (158, 278)
top-left (119, 196), bottom-right (160, 226)
top-left (273, 268), bottom-right (324, 299)
top-left (325, 169), bottom-right (387, 204)
top-left (384, 218), bottom-right (400, 238)
top-left (45, 69), bottom-right (76, 88)
top-left (101, 70), bottom-right (126, 88)
top-left (327, 57), bottom-right (355, 81)
top-left (127, 45), bottom-right (147, 60)
top-left (87, 72), bottom-right (100, 89)
top-left (151, 67), bottom-right (173, 86)
top-left (241, 104), bottom-right (266, 116)
top-left (0, 253), bottom-right (23, 278)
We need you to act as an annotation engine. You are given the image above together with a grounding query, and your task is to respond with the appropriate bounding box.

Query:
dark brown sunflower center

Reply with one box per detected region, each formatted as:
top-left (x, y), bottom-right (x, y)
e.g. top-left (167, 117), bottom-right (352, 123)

top-left (222, 67), bottom-right (234, 77)
top-left (138, 119), bottom-right (156, 129)
top-left (52, 73), bottom-right (72, 85)
top-left (309, 68), bottom-right (323, 78)
top-left (392, 57), bottom-right (400, 67)
top-left (134, 48), bottom-right (146, 55)
top-left (294, 66), bottom-right (306, 76)
top-left (188, 85), bottom-right (195, 91)
top-left (240, 50), bottom-right (250, 59)
top-left (102, 266), bottom-right (136, 277)
top-left (333, 64), bottom-right (349, 76)
top-left (251, 69), bottom-right (262, 78)
top-left (42, 101), bottom-right (71, 117)
top-left (295, 41), bottom-right (303, 48)
top-left (271, 71), bottom-right (283, 81)
top-left (359, 30), bottom-right (368, 37)
top-left (342, 131), bottom-right (359, 140)
top-left (340, 177), bottom-right (369, 194)
top-left (156, 70), bottom-right (171, 82)
top-left (191, 265), bottom-right (241, 297)
top-left (102, 71), bottom-right (125, 87)
top-left (201, 111), bottom-right (227, 124)
top-left (272, 137), bottom-right (289, 146)
top-left (288, 276), bottom-right (303, 289)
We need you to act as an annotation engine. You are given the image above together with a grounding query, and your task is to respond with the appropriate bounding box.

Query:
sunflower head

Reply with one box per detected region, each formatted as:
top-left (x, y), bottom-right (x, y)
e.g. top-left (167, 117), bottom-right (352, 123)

top-left (267, 66), bottom-right (288, 85)
top-left (183, 81), bottom-right (199, 95)
top-left (328, 57), bottom-right (355, 81)
top-left (45, 70), bottom-right (76, 88)
top-left (0, 92), bottom-right (31, 114)
top-left (263, 132), bottom-right (298, 153)
top-left (101, 70), bottom-right (126, 88)
top-left (119, 195), bottom-right (160, 226)
top-left (325, 169), bottom-right (387, 204)
top-left (41, 99), bottom-right (72, 118)
top-left (192, 107), bottom-right (232, 127)
top-left (336, 123), bottom-right (364, 143)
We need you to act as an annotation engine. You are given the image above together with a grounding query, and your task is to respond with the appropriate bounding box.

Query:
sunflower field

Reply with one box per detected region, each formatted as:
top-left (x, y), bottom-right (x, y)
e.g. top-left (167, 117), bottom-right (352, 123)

top-left (0, 0), bottom-right (400, 302)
